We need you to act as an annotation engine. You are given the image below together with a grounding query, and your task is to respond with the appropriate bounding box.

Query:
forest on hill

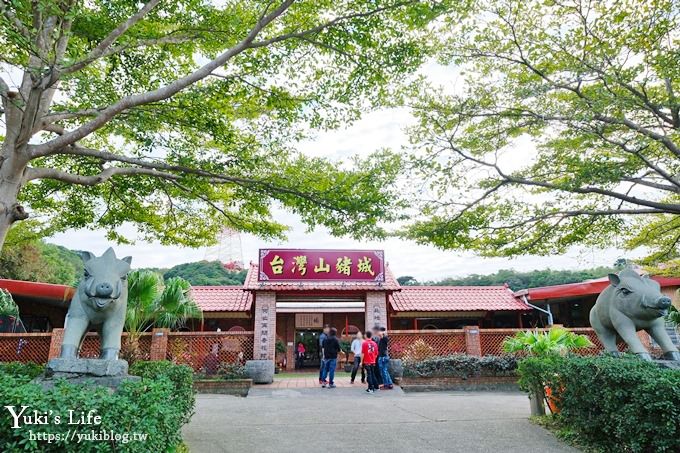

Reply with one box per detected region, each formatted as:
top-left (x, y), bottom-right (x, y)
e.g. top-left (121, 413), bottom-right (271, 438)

top-left (396, 266), bottom-right (618, 292)
top-left (0, 225), bottom-right (247, 287)
top-left (0, 225), bottom-right (617, 291)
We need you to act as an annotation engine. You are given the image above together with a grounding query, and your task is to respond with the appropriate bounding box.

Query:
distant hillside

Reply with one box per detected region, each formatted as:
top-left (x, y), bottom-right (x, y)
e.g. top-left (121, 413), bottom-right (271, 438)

top-left (0, 223), bottom-right (83, 286)
top-left (161, 261), bottom-right (247, 286)
top-left (398, 266), bottom-right (618, 292)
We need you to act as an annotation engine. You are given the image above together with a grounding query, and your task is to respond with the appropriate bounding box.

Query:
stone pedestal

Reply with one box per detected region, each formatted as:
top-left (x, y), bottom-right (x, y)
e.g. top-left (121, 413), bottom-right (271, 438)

top-left (245, 360), bottom-right (275, 384)
top-left (654, 359), bottom-right (680, 370)
top-left (33, 358), bottom-right (140, 390)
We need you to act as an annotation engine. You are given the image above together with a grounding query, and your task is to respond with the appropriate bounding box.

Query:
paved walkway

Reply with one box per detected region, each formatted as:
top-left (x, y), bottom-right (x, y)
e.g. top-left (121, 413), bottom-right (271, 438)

top-left (183, 390), bottom-right (580, 453)
top-left (259, 372), bottom-right (368, 389)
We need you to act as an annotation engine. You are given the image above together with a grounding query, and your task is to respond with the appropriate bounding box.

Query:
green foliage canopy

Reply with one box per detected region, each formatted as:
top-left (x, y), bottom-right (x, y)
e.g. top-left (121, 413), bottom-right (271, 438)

top-left (1, 0), bottom-right (450, 250)
top-left (405, 0), bottom-right (680, 262)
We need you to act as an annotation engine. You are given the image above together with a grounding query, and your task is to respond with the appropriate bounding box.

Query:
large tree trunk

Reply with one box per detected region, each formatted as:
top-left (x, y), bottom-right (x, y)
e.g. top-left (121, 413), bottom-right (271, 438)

top-left (0, 146), bottom-right (29, 254)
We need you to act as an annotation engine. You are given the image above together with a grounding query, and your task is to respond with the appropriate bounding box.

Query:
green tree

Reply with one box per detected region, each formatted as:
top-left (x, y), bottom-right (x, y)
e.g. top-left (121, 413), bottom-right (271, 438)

top-left (163, 261), bottom-right (247, 286)
top-left (425, 266), bottom-right (616, 291)
top-left (405, 0), bottom-right (680, 262)
top-left (0, 221), bottom-right (82, 285)
top-left (396, 275), bottom-right (419, 286)
top-left (124, 269), bottom-right (202, 362)
top-left (0, 0), bottom-right (444, 252)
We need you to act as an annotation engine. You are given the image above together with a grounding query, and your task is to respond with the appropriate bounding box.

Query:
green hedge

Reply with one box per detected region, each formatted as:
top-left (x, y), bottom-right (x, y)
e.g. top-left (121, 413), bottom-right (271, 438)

top-left (403, 354), bottom-right (518, 378)
top-left (519, 356), bottom-right (680, 452)
top-left (0, 360), bottom-right (194, 452)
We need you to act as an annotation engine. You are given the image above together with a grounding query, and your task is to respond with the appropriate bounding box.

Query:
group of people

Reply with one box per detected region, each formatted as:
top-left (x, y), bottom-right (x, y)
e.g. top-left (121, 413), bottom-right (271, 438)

top-left (316, 324), bottom-right (394, 393)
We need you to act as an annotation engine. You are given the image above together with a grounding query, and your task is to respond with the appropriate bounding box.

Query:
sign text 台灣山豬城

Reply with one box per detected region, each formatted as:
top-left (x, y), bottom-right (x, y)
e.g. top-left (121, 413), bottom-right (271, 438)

top-left (258, 249), bottom-right (385, 282)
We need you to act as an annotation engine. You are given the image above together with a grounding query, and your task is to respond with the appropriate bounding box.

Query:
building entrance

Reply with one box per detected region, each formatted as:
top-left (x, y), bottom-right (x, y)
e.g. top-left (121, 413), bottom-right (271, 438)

top-left (294, 329), bottom-right (322, 368)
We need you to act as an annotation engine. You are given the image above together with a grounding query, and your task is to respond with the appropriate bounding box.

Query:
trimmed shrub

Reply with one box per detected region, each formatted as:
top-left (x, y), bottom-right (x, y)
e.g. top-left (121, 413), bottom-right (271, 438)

top-left (403, 354), bottom-right (518, 378)
top-left (0, 361), bottom-right (44, 380)
top-left (518, 355), bottom-right (680, 452)
top-left (129, 360), bottom-right (195, 424)
top-left (0, 360), bottom-right (194, 452)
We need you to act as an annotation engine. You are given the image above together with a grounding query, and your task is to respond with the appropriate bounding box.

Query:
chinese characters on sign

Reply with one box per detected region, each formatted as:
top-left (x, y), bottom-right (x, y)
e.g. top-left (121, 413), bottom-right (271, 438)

top-left (295, 313), bottom-right (323, 329)
top-left (258, 250), bottom-right (385, 282)
top-left (259, 304), bottom-right (269, 360)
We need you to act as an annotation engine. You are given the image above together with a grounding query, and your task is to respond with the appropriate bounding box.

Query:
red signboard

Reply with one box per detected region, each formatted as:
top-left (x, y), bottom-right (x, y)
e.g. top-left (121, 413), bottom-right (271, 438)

top-left (258, 249), bottom-right (385, 282)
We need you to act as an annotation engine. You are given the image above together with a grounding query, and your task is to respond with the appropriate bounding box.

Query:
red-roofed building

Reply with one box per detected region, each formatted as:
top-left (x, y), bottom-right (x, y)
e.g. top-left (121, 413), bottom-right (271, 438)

top-left (0, 279), bottom-right (75, 332)
top-left (389, 286), bottom-right (531, 330)
top-left (189, 286), bottom-right (253, 332)
top-left (515, 275), bottom-right (680, 327)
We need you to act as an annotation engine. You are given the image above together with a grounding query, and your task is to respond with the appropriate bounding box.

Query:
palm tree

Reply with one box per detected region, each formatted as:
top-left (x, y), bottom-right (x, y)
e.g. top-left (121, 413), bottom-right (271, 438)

top-left (502, 327), bottom-right (593, 357)
top-left (503, 327), bottom-right (593, 416)
top-left (123, 270), bottom-right (202, 362)
top-left (667, 305), bottom-right (680, 329)
top-left (0, 289), bottom-right (19, 318)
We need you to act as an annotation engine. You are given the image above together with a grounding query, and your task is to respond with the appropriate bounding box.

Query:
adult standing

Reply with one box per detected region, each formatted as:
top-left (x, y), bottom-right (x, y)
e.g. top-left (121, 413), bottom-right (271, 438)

top-left (320, 327), bottom-right (341, 388)
top-left (318, 324), bottom-right (330, 384)
top-left (371, 326), bottom-right (383, 386)
top-left (377, 327), bottom-right (394, 389)
top-left (350, 331), bottom-right (365, 384)
top-left (361, 331), bottom-right (379, 393)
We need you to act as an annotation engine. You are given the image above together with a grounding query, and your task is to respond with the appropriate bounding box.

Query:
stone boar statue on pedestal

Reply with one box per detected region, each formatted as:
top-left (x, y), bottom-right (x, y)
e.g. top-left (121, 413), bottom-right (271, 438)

top-left (60, 248), bottom-right (132, 360)
top-left (590, 267), bottom-right (680, 361)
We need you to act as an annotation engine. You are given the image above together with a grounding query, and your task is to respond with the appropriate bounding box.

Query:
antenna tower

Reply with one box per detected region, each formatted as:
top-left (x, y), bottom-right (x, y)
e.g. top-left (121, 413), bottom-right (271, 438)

top-left (203, 227), bottom-right (244, 271)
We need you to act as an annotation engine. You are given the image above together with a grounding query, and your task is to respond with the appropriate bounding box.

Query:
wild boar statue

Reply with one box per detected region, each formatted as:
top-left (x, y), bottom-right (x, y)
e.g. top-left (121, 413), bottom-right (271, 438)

top-left (590, 267), bottom-right (680, 361)
top-left (60, 248), bottom-right (132, 360)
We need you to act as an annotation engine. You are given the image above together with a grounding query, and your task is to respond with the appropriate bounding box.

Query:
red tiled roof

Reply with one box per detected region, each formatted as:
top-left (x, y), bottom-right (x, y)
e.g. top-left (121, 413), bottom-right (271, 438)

top-left (389, 286), bottom-right (530, 312)
top-left (0, 279), bottom-right (75, 306)
top-left (243, 263), bottom-right (401, 291)
top-left (190, 286), bottom-right (252, 312)
top-left (515, 275), bottom-right (680, 302)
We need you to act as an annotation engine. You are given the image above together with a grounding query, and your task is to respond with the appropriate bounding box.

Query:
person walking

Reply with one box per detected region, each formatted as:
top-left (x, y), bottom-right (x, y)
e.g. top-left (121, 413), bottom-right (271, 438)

top-left (318, 324), bottom-right (330, 384)
top-left (371, 326), bottom-right (383, 386)
top-left (361, 330), bottom-right (379, 393)
top-left (350, 331), bottom-right (365, 384)
top-left (320, 327), bottom-right (341, 388)
top-left (295, 342), bottom-right (306, 370)
top-left (377, 327), bottom-right (394, 389)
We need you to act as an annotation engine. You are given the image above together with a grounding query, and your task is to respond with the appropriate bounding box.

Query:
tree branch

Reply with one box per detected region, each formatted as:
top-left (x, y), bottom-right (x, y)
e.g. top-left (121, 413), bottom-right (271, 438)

top-left (27, 144), bottom-right (350, 214)
top-left (31, 0), bottom-right (295, 158)
top-left (23, 166), bottom-right (179, 186)
top-left (61, 0), bottom-right (162, 75)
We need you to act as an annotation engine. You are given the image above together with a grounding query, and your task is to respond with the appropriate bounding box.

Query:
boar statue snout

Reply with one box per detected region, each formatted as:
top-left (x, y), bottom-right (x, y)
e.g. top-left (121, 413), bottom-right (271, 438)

top-left (95, 282), bottom-right (114, 298)
top-left (655, 296), bottom-right (672, 310)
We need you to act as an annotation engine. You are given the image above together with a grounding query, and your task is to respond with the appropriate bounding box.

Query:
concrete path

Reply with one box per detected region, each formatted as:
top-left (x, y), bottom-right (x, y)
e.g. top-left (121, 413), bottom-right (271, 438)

top-left (183, 389), bottom-right (580, 453)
